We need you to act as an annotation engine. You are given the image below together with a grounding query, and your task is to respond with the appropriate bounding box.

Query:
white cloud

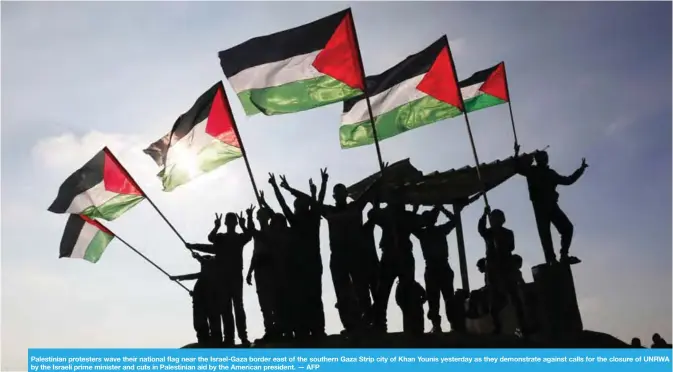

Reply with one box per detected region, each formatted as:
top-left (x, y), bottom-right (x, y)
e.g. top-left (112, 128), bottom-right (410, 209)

top-left (31, 131), bottom-right (147, 173)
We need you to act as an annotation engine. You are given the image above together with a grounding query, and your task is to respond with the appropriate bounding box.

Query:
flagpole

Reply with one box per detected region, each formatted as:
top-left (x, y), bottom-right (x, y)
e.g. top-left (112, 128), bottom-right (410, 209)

top-left (443, 36), bottom-right (491, 210)
top-left (349, 10), bottom-right (385, 172)
top-left (502, 61), bottom-right (520, 152)
top-left (103, 147), bottom-right (189, 246)
top-left (98, 222), bottom-right (191, 294)
top-left (219, 82), bottom-right (261, 202)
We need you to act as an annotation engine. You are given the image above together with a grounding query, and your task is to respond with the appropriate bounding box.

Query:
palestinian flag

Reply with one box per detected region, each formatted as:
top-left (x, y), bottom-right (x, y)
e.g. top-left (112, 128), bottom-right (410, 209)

top-left (339, 36), bottom-right (464, 149)
top-left (48, 148), bottom-right (144, 221)
top-left (143, 82), bottom-right (243, 192)
top-left (60, 214), bottom-right (115, 263)
top-left (460, 62), bottom-right (509, 113)
top-left (218, 8), bottom-right (364, 116)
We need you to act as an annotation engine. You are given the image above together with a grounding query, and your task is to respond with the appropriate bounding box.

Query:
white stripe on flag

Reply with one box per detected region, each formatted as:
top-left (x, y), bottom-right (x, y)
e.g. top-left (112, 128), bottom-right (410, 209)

top-left (70, 222), bottom-right (100, 259)
top-left (65, 182), bottom-right (118, 215)
top-left (227, 50), bottom-right (322, 93)
top-left (341, 74), bottom-right (427, 126)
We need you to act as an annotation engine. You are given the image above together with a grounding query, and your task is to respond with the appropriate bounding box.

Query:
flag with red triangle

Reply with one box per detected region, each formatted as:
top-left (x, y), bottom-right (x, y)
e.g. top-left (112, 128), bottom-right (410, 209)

top-left (143, 82), bottom-right (243, 192)
top-left (218, 8), bottom-right (365, 116)
top-left (48, 147), bottom-right (145, 221)
top-left (340, 37), bottom-right (508, 149)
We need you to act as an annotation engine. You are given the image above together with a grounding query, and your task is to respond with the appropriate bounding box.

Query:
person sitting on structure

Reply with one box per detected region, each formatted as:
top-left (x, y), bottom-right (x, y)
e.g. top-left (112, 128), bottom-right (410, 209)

top-left (651, 333), bottom-right (673, 348)
top-left (514, 147), bottom-right (588, 265)
top-left (170, 252), bottom-right (221, 347)
top-left (478, 206), bottom-right (527, 335)
top-left (395, 279), bottom-right (427, 335)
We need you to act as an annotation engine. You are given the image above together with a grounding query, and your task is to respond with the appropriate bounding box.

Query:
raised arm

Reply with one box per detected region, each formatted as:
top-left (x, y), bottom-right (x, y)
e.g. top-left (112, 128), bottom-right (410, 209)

top-left (477, 207), bottom-right (489, 238)
top-left (238, 209), bottom-right (254, 245)
top-left (279, 174), bottom-right (311, 200)
top-left (207, 213), bottom-right (222, 243)
top-left (317, 168), bottom-right (328, 206)
top-left (269, 173), bottom-right (294, 222)
top-left (554, 158), bottom-right (588, 186)
top-left (258, 191), bottom-right (275, 215)
top-left (367, 201), bottom-right (384, 227)
top-left (438, 205), bottom-right (456, 235)
top-left (353, 174), bottom-right (384, 211)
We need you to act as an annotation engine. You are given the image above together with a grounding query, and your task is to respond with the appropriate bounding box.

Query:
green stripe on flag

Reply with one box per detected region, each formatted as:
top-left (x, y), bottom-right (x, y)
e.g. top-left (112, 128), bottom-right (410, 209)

top-left (81, 194), bottom-right (145, 221)
top-left (160, 140), bottom-right (243, 192)
top-left (83, 230), bottom-right (115, 263)
top-left (243, 75), bottom-right (362, 116)
top-left (340, 95), bottom-right (462, 149)
top-left (464, 94), bottom-right (506, 113)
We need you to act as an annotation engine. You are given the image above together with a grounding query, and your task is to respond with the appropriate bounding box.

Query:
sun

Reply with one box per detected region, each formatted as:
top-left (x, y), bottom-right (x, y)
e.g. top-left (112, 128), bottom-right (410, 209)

top-left (166, 145), bottom-right (202, 181)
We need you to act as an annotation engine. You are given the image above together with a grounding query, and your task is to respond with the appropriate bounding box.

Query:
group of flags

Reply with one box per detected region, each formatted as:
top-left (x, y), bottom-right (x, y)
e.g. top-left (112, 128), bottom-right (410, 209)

top-left (48, 8), bottom-right (514, 267)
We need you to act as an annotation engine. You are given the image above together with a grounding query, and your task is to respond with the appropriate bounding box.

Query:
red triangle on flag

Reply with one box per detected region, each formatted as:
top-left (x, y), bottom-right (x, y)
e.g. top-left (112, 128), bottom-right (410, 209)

top-left (81, 215), bottom-right (114, 236)
top-left (102, 149), bottom-right (142, 196)
top-left (205, 85), bottom-right (241, 148)
top-left (312, 11), bottom-right (364, 91)
top-left (416, 46), bottom-right (463, 111)
top-left (479, 62), bottom-right (509, 102)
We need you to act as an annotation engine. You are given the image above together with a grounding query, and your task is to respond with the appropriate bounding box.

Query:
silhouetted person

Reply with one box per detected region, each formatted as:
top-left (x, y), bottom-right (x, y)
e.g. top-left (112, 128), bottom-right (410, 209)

top-left (395, 279), bottom-right (426, 335)
top-left (307, 169), bottom-right (383, 334)
top-left (631, 337), bottom-right (642, 347)
top-left (187, 210), bottom-right (253, 346)
top-left (266, 212), bottom-right (295, 340)
top-left (245, 193), bottom-right (278, 342)
top-left (511, 254), bottom-right (525, 285)
top-left (171, 253), bottom-right (221, 346)
top-left (652, 333), bottom-right (672, 348)
top-left (515, 148), bottom-right (588, 264)
top-left (412, 204), bottom-right (457, 333)
top-left (478, 207), bottom-right (527, 335)
top-left (477, 258), bottom-right (487, 283)
top-left (369, 192), bottom-right (428, 333)
top-left (360, 207), bottom-right (381, 322)
top-left (269, 173), bottom-right (326, 339)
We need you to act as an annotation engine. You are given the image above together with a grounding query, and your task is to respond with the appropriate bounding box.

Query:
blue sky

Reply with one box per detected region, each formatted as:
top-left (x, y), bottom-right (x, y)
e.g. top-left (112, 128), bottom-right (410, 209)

top-left (1, 1), bottom-right (671, 368)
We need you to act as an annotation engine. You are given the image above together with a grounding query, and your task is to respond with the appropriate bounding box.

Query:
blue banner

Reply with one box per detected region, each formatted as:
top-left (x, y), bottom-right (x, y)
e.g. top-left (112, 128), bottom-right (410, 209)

top-left (29, 349), bottom-right (672, 372)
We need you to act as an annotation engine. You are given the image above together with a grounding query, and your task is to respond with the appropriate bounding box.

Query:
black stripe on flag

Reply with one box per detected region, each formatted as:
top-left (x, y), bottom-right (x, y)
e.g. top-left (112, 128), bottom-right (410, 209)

top-left (59, 214), bottom-right (87, 258)
top-left (343, 37), bottom-right (445, 113)
top-left (48, 150), bottom-right (105, 214)
top-left (218, 9), bottom-right (350, 78)
top-left (459, 63), bottom-right (500, 88)
top-left (143, 82), bottom-right (222, 168)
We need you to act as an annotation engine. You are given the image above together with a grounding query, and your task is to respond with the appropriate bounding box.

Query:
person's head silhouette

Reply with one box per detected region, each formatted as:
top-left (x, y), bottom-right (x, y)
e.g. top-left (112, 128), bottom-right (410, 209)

top-left (294, 195), bottom-right (311, 213)
top-left (257, 208), bottom-right (271, 225)
top-left (270, 213), bottom-right (287, 230)
top-left (224, 212), bottom-right (238, 228)
top-left (476, 258), bottom-right (487, 273)
top-left (489, 209), bottom-right (506, 228)
top-left (534, 151), bottom-right (549, 167)
top-left (631, 338), bottom-right (642, 347)
top-left (421, 209), bottom-right (437, 225)
top-left (333, 183), bottom-right (348, 205)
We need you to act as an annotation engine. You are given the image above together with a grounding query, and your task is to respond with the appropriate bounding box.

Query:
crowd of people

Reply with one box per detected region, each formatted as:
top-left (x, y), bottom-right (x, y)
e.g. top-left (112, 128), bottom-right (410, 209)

top-left (170, 150), bottom-right (591, 347)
